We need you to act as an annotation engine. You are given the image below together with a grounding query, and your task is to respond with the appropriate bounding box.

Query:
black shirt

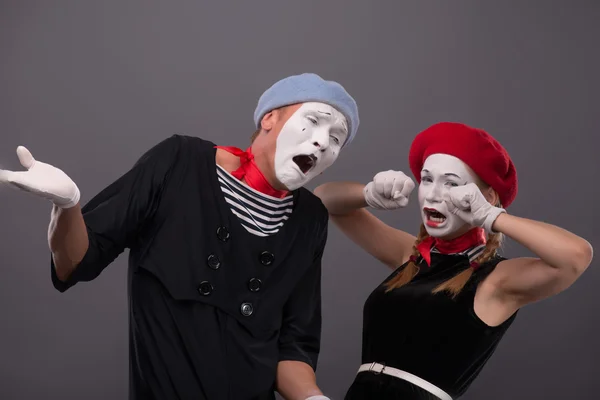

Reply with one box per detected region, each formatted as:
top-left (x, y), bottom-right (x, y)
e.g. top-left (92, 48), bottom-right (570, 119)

top-left (50, 135), bottom-right (328, 400)
top-left (345, 250), bottom-right (518, 399)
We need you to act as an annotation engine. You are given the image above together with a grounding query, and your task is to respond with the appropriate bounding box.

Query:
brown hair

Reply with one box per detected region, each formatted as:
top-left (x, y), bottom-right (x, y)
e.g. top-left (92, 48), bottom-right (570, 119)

top-left (250, 128), bottom-right (261, 144)
top-left (385, 224), bottom-right (504, 299)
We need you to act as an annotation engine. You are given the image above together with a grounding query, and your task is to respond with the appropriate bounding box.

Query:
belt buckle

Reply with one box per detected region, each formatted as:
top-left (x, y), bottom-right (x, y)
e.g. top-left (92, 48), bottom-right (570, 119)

top-left (369, 362), bottom-right (386, 375)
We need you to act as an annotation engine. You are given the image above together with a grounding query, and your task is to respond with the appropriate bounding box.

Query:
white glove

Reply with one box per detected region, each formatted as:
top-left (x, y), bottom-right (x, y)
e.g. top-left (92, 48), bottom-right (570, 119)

top-left (363, 170), bottom-right (415, 210)
top-left (305, 396), bottom-right (330, 400)
top-left (443, 183), bottom-right (505, 234)
top-left (0, 146), bottom-right (80, 208)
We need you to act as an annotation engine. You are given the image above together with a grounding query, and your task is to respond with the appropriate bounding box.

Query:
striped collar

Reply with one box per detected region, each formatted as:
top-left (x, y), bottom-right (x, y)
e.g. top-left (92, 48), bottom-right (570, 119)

top-left (430, 243), bottom-right (487, 263)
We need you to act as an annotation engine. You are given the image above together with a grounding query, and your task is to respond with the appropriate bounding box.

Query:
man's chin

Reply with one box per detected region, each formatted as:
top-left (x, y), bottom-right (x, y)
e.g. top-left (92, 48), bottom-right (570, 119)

top-left (276, 169), bottom-right (309, 191)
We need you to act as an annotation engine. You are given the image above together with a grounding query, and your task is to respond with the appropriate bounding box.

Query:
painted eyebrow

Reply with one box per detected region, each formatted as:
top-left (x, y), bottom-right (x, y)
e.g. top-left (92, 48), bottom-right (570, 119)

top-left (332, 125), bottom-right (348, 135)
top-left (313, 111), bottom-right (348, 134)
top-left (421, 170), bottom-right (462, 179)
top-left (444, 173), bottom-right (461, 179)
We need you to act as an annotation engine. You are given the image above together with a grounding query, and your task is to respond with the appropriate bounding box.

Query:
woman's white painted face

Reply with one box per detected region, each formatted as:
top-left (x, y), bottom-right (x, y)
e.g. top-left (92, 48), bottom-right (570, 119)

top-left (418, 153), bottom-right (478, 238)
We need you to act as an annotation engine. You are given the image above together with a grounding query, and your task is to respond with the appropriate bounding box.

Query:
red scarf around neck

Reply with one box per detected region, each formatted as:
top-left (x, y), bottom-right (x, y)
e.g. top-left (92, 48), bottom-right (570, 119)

top-left (215, 146), bottom-right (289, 199)
top-left (416, 227), bottom-right (487, 266)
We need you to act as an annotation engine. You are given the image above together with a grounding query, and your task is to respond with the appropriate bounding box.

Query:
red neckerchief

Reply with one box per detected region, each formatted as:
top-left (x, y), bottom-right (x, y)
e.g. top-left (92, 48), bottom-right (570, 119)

top-left (416, 227), bottom-right (487, 266)
top-left (215, 146), bottom-right (289, 199)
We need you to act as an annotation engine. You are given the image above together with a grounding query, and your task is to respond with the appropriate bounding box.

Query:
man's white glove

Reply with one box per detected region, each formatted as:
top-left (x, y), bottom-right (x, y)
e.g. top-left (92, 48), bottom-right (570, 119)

top-left (363, 170), bottom-right (415, 210)
top-left (444, 183), bottom-right (505, 234)
top-left (305, 396), bottom-right (330, 400)
top-left (0, 146), bottom-right (80, 208)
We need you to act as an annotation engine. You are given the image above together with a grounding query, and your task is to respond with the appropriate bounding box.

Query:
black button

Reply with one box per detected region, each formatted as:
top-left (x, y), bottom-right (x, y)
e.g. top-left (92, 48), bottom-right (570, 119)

top-left (216, 226), bottom-right (230, 242)
top-left (207, 254), bottom-right (221, 270)
top-left (198, 281), bottom-right (213, 296)
top-left (248, 278), bottom-right (262, 292)
top-left (259, 251), bottom-right (274, 266)
top-left (240, 302), bottom-right (253, 317)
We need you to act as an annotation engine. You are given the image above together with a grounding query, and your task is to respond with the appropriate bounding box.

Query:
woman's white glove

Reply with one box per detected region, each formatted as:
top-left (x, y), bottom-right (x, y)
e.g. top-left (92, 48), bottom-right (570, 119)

top-left (0, 146), bottom-right (80, 208)
top-left (363, 170), bottom-right (415, 210)
top-left (444, 183), bottom-right (505, 233)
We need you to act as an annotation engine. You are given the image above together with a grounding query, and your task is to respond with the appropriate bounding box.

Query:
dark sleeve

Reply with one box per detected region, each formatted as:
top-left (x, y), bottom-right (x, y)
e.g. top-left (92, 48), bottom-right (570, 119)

top-left (277, 221), bottom-right (328, 371)
top-left (51, 135), bottom-right (182, 292)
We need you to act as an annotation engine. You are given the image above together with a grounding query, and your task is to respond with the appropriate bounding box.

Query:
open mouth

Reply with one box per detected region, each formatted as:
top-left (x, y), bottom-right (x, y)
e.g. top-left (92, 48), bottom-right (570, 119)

top-left (424, 207), bottom-right (446, 226)
top-left (292, 154), bottom-right (317, 174)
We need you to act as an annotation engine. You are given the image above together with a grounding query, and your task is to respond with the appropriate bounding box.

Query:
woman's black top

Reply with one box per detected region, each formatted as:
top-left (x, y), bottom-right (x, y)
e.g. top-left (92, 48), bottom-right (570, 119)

top-left (346, 249), bottom-right (518, 399)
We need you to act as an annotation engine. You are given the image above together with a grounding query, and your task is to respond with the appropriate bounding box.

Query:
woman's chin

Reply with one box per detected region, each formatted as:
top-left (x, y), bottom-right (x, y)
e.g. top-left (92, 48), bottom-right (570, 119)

top-left (424, 223), bottom-right (472, 240)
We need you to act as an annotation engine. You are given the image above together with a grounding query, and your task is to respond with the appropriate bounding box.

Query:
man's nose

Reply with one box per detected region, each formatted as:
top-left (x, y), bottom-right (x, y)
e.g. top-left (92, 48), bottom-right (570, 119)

top-left (312, 130), bottom-right (329, 151)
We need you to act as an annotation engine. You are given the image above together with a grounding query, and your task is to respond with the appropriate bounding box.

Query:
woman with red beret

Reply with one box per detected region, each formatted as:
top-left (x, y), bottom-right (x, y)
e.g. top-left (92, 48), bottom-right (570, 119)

top-left (314, 122), bottom-right (593, 399)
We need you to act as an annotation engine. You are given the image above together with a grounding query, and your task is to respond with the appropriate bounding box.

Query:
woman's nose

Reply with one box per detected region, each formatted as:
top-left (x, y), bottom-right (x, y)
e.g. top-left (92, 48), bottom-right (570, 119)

top-left (425, 185), bottom-right (443, 203)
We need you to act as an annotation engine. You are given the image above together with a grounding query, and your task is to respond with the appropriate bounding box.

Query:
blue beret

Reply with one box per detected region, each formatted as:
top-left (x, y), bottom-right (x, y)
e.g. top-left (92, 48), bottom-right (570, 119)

top-left (253, 73), bottom-right (359, 147)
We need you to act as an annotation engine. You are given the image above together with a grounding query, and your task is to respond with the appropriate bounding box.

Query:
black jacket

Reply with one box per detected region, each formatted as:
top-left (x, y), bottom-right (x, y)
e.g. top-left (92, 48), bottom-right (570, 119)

top-left (51, 135), bottom-right (328, 400)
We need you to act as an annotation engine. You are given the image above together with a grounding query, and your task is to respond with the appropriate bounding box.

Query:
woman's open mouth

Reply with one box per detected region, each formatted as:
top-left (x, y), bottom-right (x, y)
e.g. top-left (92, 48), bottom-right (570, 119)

top-left (292, 154), bottom-right (317, 174)
top-left (424, 207), bottom-right (446, 227)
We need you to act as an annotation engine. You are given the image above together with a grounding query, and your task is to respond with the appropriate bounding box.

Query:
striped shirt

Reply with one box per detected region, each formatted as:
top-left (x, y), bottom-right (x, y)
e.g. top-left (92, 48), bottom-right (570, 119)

top-left (216, 165), bottom-right (294, 237)
top-left (431, 243), bottom-right (487, 263)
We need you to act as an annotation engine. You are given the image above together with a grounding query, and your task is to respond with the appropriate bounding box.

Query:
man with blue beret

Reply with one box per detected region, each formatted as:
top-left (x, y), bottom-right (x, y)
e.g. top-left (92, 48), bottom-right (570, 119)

top-left (0, 73), bottom-right (359, 399)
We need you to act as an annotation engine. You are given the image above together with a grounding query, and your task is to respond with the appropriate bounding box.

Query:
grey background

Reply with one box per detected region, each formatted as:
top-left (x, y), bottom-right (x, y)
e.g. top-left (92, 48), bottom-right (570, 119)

top-left (1, 1), bottom-right (598, 399)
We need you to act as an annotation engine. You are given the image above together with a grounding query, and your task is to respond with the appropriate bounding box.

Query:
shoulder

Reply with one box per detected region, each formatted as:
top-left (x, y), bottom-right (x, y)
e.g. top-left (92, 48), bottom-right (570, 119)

top-left (467, 255), bottom-right (508, 290)
top-left (127, 134), bottom-right (216, 185)
top-left (296, 188), bottom-right (329, 244)
top-left (166, 134), bottom-right (215, 154)
top-left (472, 256), bottom-right (520, 327)
top-left (478, 255), bottom-right (508, 273)
top-left (143, 134), bottom-right (215, 165)
top-left (298, 187), bottom-right (329, 222)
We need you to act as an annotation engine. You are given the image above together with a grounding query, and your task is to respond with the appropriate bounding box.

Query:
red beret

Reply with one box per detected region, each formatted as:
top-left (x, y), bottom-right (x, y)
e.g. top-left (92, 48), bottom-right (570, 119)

top-left (409, 122), bottom-right (518, 207)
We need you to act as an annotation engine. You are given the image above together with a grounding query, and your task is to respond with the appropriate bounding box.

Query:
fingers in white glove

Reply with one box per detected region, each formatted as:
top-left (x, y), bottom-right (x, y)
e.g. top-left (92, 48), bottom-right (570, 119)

top-left (364, 181), bottom-right (388, 209)
top-left (364, 182), bottom-right (407, 210)
top-left (373, 175), bottom-right (387, 198)
top-left (443, 186), bottom-right (472, 211)
top-left (444, 195), bottom-right (474, 223)
top-left (0, 146), bottom-right (38, 183)
top-left (383, 175), bottom-right (396, 198)
top-left (365, 170), bottom-right (415, 210)
top-left (17, 146), bottom-right (36, 169)
top-left (443, 184), bottom-right (506, 234)
top-left (305, 396), bottom-right (331, 400)
top-left (0, 146), bottom-right (80, 209)
top-left (0, 169), bottom-right (14, 183)
top-left (393, 178), bottom-right (415, 206)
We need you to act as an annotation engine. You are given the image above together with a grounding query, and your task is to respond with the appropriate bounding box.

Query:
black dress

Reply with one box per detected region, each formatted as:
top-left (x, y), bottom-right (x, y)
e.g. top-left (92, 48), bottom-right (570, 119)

top-left (345, 249), bottom-right (518, 399)
top-left (50, 135), bottom-right (329, 400)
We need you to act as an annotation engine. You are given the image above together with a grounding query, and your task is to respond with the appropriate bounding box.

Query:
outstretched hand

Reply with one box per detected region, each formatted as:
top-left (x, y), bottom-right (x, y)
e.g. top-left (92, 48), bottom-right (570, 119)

top-left (0, 146), bottom-right (80, 208)
top-left (443, 183), bottom-right (505, 233)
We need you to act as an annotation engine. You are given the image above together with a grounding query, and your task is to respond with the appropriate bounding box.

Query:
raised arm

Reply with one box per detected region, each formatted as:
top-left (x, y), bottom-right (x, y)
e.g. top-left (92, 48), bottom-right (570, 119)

top-left (314, 170), bottom-right (417, 269)
top-left (489, 213), bottom-right (593, 306)
top-left (443, 183), bottom-right (593, 309)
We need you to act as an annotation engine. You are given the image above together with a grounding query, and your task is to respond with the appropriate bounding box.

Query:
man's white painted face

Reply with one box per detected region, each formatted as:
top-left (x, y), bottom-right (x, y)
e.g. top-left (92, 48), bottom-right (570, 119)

top-left (274, 102), bottom-right (348, 190)
top-left (418, 153), bottom-right (479, 238)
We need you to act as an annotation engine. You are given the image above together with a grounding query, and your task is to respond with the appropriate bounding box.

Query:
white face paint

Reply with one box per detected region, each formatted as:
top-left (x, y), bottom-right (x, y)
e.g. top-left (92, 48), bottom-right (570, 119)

top-left (274, 102), bottom-right (348, 190)
top-left (418, 153), bottom-right (478, 239)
